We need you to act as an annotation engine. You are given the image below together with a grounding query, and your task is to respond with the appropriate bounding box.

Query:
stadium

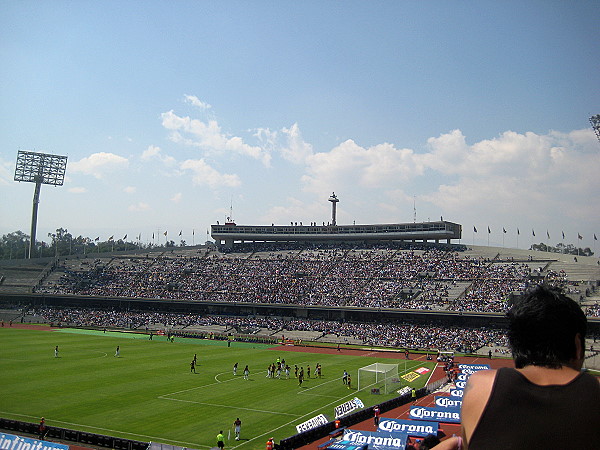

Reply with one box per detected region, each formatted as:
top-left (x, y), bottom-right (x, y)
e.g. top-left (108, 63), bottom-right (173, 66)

top-left (1, 217), bottom-right (599, 450)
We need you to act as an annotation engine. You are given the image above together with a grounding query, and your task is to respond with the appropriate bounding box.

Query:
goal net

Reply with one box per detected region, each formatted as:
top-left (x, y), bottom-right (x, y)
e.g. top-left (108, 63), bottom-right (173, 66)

top-left (357, 363), bottom-right (399, 395)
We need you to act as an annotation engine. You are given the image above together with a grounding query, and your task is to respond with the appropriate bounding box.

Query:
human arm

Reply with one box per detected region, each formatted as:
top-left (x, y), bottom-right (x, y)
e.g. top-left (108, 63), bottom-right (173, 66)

top-left (459, 369), bottom-right (497, 447)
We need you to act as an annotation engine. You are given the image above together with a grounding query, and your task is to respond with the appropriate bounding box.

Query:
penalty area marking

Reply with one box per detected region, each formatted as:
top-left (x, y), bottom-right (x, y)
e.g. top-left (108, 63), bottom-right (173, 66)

top-left (297, 376), bottom-right (342, 398)
top-left (229, 384), bottom-right (364, 450)
top-left (159, 397), bottom-right (300, 417)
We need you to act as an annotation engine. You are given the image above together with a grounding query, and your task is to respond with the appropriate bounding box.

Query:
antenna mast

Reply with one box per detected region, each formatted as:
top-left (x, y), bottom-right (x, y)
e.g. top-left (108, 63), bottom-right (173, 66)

top-left (413, 196), bottom-right (416, 223)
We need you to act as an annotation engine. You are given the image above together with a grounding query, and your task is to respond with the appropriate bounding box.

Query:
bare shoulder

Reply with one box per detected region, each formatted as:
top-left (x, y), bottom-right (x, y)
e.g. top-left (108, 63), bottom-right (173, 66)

top-left (461, 369), bottom-right (498, 445)
top-left (464, 369), bottom-right (497, 390)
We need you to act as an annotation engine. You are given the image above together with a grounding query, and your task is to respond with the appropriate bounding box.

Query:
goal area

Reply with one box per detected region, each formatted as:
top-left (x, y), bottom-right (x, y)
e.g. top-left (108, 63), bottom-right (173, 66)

top-left (357, 363), bottom-right (399, 395)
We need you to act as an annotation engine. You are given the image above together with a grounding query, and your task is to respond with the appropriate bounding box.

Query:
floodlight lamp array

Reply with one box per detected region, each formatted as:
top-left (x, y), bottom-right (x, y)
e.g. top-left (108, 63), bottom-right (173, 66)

top-left (590, 115), bottom-right (600, 143)
top-left (14, 150), bottom-right (68, 186)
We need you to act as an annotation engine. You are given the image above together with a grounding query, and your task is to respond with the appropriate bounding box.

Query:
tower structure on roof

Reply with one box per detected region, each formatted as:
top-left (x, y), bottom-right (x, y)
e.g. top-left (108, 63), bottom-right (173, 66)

top-left (328, 192), bottom-right (339, 226)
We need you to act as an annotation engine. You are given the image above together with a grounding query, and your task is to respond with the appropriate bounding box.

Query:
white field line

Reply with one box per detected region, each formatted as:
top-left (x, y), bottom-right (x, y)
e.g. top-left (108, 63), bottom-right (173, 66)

top-left (160, 397), bottom-right (299, 417)
top-left (297, 374), bottom-right (344, 398)
top-left (227, 386), bottom-right (362, 450)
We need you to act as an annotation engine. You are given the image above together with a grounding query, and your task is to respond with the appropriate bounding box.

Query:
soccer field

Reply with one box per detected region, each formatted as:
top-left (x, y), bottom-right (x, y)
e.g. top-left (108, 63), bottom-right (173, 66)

top-left (0, 326), bottom-right (435, 450)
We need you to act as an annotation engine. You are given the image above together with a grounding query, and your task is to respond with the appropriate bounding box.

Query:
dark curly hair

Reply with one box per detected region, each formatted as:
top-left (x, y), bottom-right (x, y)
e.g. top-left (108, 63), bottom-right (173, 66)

top-left (507, 284), bottom-right (587, 369)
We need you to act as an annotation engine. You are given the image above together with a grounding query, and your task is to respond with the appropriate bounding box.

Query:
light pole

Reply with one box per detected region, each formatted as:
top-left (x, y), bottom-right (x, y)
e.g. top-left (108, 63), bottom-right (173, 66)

top-left (590, 114), bottom-right (600, 144)
top-left (14, 151), bottom-right (67, 258)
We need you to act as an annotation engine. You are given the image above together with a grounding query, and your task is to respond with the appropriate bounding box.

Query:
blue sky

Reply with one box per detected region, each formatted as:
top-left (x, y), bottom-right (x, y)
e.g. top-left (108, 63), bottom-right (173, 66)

top-left (1, 1), bottom-right (599, 251)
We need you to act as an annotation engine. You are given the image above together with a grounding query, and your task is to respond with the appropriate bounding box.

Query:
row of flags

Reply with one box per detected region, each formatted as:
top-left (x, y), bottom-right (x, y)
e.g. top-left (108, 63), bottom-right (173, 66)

top-left (88, 230), bottom-right (197, 243)
top-left (473, 226), bottom-right (597, 241)
top-left (85, 228), bottom-right (598, 243)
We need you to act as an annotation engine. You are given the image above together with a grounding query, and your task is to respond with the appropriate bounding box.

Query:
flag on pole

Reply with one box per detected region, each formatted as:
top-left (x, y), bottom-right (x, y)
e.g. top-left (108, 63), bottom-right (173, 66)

top-left (109, 235), bottom-right (114, 241)
top-left (487, 226), bottom-right (491, 234)
top-left (179, 230), bottom-right (182, 236)
top-left (503, 227), bottom-right (506, 234)
top-left (578, 233), bottom-right (583, 240)
top-left (546, 230), bottom-right (550, 239)
top-left (562, 231), bottom-right (565, 239)
top-left (595, 234), bottom-right (598, 241)
top-left (164, 231), bottom-right (168, 236)
top-left (95, 236), bottom-right (100, 241)
top-left (123, 234), bottom-right (127, 240)
top-left (473, 226), bottom-right (478, 233)
top-left (517, 228), bottom-right (520, 235)
top-left (532, 229), bottom-right (535, 237)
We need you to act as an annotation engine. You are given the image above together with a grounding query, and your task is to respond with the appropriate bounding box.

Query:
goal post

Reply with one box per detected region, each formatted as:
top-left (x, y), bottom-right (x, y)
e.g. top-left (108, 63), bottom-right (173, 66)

top-left (357, 363), bottom-right (399, 394)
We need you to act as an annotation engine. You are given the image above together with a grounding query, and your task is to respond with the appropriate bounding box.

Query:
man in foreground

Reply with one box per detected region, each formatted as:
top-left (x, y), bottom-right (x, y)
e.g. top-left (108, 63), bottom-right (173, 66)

top-left (435, 284), bottom-right (600, 449)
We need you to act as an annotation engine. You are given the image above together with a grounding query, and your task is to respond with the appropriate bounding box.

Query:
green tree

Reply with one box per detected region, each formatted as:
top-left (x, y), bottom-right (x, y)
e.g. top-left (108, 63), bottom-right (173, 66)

top-left (0, 231), bottom-right (30, 259)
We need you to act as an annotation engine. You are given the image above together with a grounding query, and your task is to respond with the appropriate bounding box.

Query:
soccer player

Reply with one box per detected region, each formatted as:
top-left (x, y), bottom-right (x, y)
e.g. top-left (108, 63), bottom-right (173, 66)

top-left (114, 346), bottom-right (120, 357)
top-left (307, 365), bottom-right (311, 378)
top-left (190, 359), bottom-right (196, 374)
top-left (243, 365), bottom-right (249, 380)
top-left (54, 346), bottom-right (59, 358)
top-left (233, 362), bottom-right (238, 376)
top-left (347, 374), bottom-right (352, 390)
top-left (233, 418), bottom-right (241, 440)
top-left (342, 370), bottom-right (348, 385)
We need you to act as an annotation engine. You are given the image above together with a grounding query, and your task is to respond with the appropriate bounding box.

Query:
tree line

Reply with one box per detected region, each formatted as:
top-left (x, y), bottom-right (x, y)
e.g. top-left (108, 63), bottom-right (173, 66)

top-left (530, 242), bottom-right (594, 257)
top-left (0, 228), bottom-right (189, 260)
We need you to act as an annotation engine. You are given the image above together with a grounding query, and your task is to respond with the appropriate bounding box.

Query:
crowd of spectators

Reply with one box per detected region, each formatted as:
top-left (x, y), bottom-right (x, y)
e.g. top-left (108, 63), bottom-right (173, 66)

top-left (30, 306), bottom-right (507, 352)
top-left (35, 246), bottom-right (546, 314)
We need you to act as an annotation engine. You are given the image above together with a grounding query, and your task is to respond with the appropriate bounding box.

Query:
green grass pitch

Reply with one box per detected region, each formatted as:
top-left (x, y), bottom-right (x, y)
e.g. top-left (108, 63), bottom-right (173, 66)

top-left (0, 327), bottom-right (435, 450)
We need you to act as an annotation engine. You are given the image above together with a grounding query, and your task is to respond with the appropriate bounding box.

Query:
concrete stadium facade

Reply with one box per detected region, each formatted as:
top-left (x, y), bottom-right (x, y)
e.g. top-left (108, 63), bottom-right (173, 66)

top-left (211, 220), bottom-right (462, 249)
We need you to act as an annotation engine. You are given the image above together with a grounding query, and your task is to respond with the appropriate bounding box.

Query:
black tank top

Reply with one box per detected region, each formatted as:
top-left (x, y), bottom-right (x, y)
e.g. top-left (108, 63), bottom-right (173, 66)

top-left (468, 367), bottom-right (600, 449)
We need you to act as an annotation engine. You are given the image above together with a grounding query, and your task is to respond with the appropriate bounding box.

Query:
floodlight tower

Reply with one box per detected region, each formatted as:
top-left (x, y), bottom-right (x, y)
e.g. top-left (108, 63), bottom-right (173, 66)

top-left (590, 115), bottom-right (600, 144)
top-left (328, 192), bottom-right (339, 226)
top-left (14, 150), bottom-right (68, 258)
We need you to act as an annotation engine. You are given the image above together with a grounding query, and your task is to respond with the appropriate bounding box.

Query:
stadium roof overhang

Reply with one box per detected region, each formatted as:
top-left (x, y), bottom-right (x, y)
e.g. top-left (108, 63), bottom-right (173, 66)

top-left (211, 221), bottom-right (462, 247)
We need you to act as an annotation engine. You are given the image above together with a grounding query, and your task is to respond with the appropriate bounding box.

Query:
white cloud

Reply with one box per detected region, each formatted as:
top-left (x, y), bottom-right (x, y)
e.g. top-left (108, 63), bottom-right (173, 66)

top-left (123, 186), bottom-right (136, 194)
top-left (128, 202), bottom-right (151, 212)
top-left (0, 157), bottom-right (12, 185)
top-left (301, 139), bottom-right (422, 194)
top-left (279, 123), bottom-right (314, 164)
top-left (141, 145), bottom-right (176, 166)
top-left (68, 187), bottom-right (87, 194)
top-left (171, 192), bottom-right (183, 203)
top-left (180, 158), bottom-right (241, 189)
top-left (184, 95), bottom-right (212, 110)
top-left (161, 110), bottom-right (271, 167)
top-left (260, 197), bottom-right (328, 225)
top-left (69, 152), bottom-right (129, 179)
top-left (421, 128), bottom-right (600, 224)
